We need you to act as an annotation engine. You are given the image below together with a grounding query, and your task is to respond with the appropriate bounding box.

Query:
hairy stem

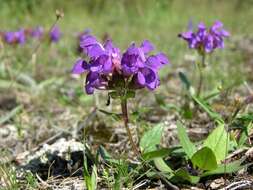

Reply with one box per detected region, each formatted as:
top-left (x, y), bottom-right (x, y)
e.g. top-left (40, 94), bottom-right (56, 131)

top-left (121, 99), bottom-right (139, 156)
top-left (196, 53), bottom-right (205, 97)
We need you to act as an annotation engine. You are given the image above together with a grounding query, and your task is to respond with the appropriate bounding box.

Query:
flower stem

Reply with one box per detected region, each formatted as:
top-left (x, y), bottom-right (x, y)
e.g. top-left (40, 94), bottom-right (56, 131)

top-left (121, 98), bottom-right (140, 156)
top-left (196, 53), bottom-right (205, 97)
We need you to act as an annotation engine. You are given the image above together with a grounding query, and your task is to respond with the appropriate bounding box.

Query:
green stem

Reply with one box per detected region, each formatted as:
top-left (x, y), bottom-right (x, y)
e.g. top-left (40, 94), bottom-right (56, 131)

top-left (196, 53), bottom-right (205, 97)
top-left (121, 98), bottom-right (139, 156)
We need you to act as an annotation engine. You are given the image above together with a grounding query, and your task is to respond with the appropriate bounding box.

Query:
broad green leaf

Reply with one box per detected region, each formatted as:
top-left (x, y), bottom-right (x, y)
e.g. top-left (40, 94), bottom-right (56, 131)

top-left (191, 147), bottom-right (218, 171)
top-left (142, 148), bottom-right (172, 160)
top-left (173, 168), bottom-right (200, 184)
top-left (140, 124), bottom-right (164, 153)
top-left (154, 158), bottom-right (173, 175)
top-left (192, 95), bottom-right (223, 123)
top-left (176, 121), bottom-right (196, 158)
top-left (203, 124), bottom-right (229, 163)
top-left (201, 159), bottom-right (245, 177)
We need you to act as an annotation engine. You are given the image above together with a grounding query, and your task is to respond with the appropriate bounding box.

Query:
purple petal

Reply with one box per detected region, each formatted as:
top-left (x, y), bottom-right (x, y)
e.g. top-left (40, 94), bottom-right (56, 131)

top-left (80, 35), bottom-right (98, 47)
top-left (137, 72), bottom-right (145, 85)
top-left (87, 44), bottom-right (105, 58)
top-left (85, 84), bottom-right (94, 94)
top-left (179, 31), bottom-right (193, 39)
top-left (140, 40), bottom-right (154, 54)
top-left (220, 29), bottom-right (230, 37)
top-left (156, 53), bottom-right (169, 65)
top-left (72, 59), bottom-right (88, 74)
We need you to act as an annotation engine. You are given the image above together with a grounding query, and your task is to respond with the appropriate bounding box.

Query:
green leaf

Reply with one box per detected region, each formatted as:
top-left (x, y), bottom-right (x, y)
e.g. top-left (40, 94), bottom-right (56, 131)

top-left (176, 121), bottom-right (196, 158)
top-left (140, 124), bottom-right (164, 153)
top-left (0, 105), bottom-right (23, 125)
top-left (91, 165), bottom-right (97, 190)
top-left (98, 146), bottom-right (119, 164)
top-left (173, 168), bottom-right (200, 184)
top-left (154, 158), bottom-right (173, 175)
top-left (142, 148), bottom-right (172, 160)
top-left (238, 122), bottom-right (253, 147)
top-left (192, 95), bottom-right (223, 123)
top-left (191, 147), bottom-right (218, 170)
top-left (203, 124), bottom-right (229, 163)
top-left (83, 158), bottom-right (92, 190)
top-left (201, 159), bottom-right (245, 177)
top-left (98, 109), bottom-right (121, 121)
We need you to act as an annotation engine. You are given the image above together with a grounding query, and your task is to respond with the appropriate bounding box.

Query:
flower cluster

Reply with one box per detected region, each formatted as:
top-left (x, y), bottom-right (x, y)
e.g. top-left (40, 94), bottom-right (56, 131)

top-left (72, 34), bottom-right (169, 94)
top-left (178, 21), bottom-right (229, 54)
top-left (2, 25), bottom-right (61, 45)
top-left (30, 26), bottom-right (44, 39)
top-left (4, 29), bottom-right (26, 45)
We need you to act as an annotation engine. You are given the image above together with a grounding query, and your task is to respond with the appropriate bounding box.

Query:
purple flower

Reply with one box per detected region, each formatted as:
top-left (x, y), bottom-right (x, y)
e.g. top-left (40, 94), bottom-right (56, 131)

top-left (122, 41), bottom-right (169, 89)
top-left (31, 26), bottom-right (44, 39)
top-left (136, 67), bottom-right (160, 90)
top-left (50, 26), bottom-right (61, 43)
top-left (4, 29), bottom-right (26, 45)
top-left (72, 34), bottom-right (169, 94)
top-left (179, 20), bottom-right (230, 54)
top-left (85, 72), bottom-right (107, 94)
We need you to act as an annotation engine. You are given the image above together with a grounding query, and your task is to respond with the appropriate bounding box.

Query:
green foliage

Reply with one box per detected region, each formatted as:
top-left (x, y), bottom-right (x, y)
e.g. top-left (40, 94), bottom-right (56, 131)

top-left (25, 172), bottom-right (38, 189)
top-left (142, 148), bottom-right (172, 160)
top-left (83, 158), bottom-right (97, 190)
top-left (176, 121), bottom-right (196, 158)
top-left (201, 158), bottom-right (246, 177)
top-left (203, 124), bottom-right (229, 163)
top-left (173, 168), bottom-right (200, 184)
top-left (140, 124), bottom-right (164, 153)
top-left (192, 95), bottom-right (223, 123)
top-left (191, 147), bottom-right (217, 171)
top-left (0, 105), bottom-right (23, 125)
top-left (153, 158), bottom-right (173, 175)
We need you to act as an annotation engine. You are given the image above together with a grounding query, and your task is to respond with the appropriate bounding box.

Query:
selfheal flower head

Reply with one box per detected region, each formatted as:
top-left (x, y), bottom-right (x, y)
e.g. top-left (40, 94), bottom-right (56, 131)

top-left (50, 26), bottom-right (61, 43)
top-left (72, 34), bottom-right (169, 94)
top-left (179, 20), bottom-right (230, 54)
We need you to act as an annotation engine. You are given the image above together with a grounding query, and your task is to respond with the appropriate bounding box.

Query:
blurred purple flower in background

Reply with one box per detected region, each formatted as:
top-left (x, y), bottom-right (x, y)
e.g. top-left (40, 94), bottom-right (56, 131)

top-left (72, 34), bottom-right (169, 94)
top-left (31, 26), bottom-right (44, 39)
top-left (179, 20), bottom-right (229, 54)
top-left (49, 25), bottom-right (61, 43)
top-left (4, 29), bottom-right (26, 45)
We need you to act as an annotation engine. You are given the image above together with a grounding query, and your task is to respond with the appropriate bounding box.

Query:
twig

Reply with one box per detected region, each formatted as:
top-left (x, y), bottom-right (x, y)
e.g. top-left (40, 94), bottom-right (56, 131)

top-left (221, 180), bottom-right (253, 190)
